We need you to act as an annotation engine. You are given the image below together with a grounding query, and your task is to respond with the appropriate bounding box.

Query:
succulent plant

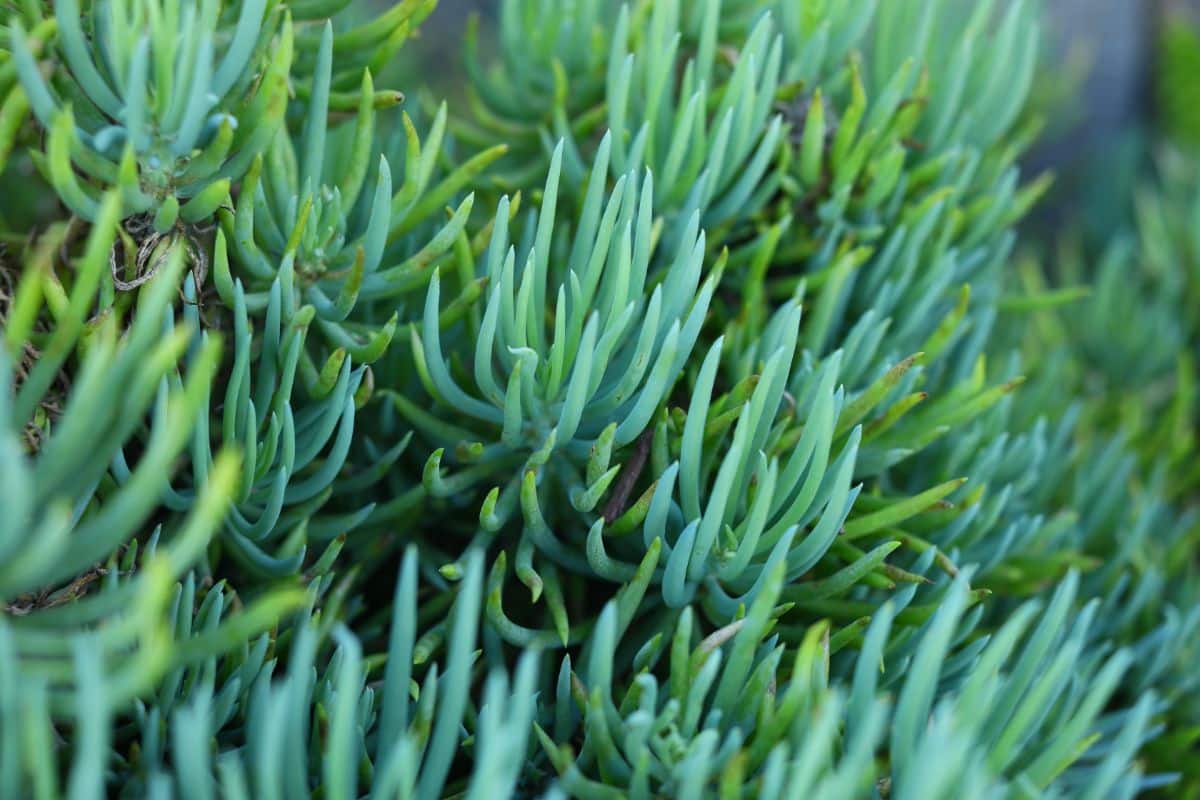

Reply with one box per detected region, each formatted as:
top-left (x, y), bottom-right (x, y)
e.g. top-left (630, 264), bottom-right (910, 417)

top-left (0, 0), bottom-right (1196, 797)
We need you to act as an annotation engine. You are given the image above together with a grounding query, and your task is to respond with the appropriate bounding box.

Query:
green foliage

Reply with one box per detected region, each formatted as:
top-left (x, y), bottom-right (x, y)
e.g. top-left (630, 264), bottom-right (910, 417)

top-left (1158, 6), bottom-right (1200, 148)
top-left (0, 0), bottom-right (1195, 797)
top-left (9, 0), bottom-right (290, 228)
top-left (1005, 138), bottom-right (1200, 795)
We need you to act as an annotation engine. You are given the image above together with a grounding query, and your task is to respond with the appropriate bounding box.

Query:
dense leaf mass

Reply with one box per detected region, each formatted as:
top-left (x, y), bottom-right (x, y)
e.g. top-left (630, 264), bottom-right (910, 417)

top-left (0, 1), bottom-right (1196, 798)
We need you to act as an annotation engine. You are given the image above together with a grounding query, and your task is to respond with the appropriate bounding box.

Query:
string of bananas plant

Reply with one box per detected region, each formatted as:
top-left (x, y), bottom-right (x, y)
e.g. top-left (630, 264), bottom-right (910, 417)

top-left (0, 0), bottom-right (1196, 797)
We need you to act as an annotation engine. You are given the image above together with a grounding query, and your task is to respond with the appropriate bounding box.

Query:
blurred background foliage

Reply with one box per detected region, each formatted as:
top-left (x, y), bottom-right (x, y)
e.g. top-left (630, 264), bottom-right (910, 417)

top-left (397, 0), bottom-right (1195, 219)
top-left (0, 0), bottom-right (1187, 235)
